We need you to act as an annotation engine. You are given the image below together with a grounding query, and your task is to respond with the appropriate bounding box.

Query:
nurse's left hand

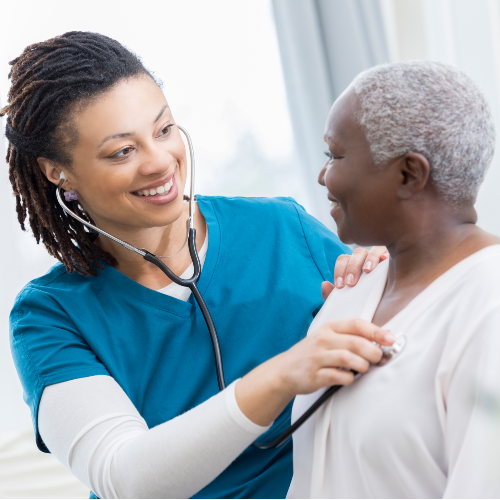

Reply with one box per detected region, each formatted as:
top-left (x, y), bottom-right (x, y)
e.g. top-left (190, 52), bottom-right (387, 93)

top-left (323, 246), bottom-right (389, 298)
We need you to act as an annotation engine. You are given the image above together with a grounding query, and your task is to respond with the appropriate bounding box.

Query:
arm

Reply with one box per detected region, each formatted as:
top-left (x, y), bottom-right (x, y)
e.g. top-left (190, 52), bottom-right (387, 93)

top-left (40, 320), bottom-right (394, 498)
top-left (441, 307), bottom-right (500, 498)
top-left (39, 376), bottom-right (269, 499)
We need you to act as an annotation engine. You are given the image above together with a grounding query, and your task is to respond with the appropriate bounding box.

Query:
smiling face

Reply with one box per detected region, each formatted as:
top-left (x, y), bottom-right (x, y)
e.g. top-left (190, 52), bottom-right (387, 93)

top-left (53, 75), bottom-right (188, 234)
top-left (318, 89), bottom-right (403, 247)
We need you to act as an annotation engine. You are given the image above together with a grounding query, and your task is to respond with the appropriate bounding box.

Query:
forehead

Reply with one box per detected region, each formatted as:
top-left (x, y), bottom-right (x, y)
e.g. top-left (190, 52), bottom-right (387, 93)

top-left (323, 88), bottom-right (362, 146)
top-left (73, 76), bottom-right (169, 140)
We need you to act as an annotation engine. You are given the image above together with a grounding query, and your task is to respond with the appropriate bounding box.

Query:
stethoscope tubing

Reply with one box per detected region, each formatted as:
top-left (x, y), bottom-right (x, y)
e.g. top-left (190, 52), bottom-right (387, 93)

top-left (252, 384), bottom-right (343, 449)
top-left (56, 125), bottom-right (227, 392)
top-left (142, 230), bottom-right (226, 391)
top-left (54, 122), bottom-right (368, 450)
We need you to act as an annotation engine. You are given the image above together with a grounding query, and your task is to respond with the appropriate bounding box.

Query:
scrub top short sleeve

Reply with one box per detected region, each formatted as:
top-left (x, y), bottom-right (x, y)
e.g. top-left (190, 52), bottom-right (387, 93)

top-left (10, 282), bottom-right (110, 452)
top-left (290, 201), bottom-right (345, 284)
top-left (9, 195), bottom-right (351, 499)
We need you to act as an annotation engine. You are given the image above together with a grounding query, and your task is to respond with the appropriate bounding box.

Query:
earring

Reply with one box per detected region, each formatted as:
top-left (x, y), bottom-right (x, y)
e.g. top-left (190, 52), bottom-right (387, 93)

top-left (64, 190), bottom-right (79, 202)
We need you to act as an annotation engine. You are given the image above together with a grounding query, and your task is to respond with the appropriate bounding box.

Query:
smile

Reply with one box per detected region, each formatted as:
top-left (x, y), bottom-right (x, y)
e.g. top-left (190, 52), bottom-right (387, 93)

top-left (328, 195), bottom-right (340, 207)
top-left (136, 178), bottom-right (173, 197)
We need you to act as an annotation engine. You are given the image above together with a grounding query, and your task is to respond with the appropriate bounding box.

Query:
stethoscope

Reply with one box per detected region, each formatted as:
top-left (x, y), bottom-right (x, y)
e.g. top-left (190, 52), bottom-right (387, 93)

top-left (56, 124), bottom-right (407, 450)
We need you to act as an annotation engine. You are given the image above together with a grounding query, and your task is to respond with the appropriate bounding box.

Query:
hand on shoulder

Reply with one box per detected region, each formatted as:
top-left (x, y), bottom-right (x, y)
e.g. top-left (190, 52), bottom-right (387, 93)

top-left (322, 246), bottom-right (389, 299)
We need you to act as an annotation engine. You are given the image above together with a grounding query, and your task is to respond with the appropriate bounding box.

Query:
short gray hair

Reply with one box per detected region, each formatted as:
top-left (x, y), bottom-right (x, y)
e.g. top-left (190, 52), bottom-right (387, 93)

top-left (351, 61), bottom-right (495, 204)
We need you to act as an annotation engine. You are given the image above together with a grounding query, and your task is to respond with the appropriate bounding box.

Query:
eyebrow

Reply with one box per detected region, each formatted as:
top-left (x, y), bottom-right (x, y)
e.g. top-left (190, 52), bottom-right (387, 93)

top-left (154, 104), bottom-right (169, 124)
top-left (323, 135), bottom-right (340, 148)
top-left (98, 104), bottom-right (170, 148)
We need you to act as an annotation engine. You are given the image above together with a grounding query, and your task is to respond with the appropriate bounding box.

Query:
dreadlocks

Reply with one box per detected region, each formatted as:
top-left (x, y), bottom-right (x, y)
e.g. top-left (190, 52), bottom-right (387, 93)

top-left (1, 31), bottom-right (153, 276)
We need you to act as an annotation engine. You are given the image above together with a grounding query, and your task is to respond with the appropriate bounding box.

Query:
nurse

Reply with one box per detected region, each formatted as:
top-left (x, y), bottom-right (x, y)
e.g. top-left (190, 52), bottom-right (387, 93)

top-left (5, 32), bottom-right (388, 498)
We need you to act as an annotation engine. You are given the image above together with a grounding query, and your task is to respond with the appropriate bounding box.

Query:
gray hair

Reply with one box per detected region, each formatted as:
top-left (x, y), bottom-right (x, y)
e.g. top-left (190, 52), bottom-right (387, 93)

top-left (351, 61), bottom-right (496, 204)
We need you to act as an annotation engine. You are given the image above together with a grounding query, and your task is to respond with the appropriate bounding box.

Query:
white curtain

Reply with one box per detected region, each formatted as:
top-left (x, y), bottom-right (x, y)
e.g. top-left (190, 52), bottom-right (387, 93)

top-left (272, 0), bottom-right (500, 235)
top-left (271, 0), bottom-right (390, 228)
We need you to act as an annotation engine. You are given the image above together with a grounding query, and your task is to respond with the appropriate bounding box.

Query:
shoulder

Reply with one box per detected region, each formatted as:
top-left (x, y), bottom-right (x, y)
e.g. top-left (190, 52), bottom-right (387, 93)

top-left (197, 195), bottom-right (306, 221)
top-left (448, 245), bottom-right (500, 304)
top-left (441, 247), bottom-right (500, 343)
top-left (197, 194), bottom-right (345, 244)
top-left (311, 259), bottom-right (388, 331)
top-left (197, 195), bottom-right (350, 281)
top-left (11, 263), bottom-right (99, 324)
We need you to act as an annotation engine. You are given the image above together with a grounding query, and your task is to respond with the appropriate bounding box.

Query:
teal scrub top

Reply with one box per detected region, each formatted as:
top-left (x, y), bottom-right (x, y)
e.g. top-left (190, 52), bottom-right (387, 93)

top-left (10, 196), bottom-right (350, 499)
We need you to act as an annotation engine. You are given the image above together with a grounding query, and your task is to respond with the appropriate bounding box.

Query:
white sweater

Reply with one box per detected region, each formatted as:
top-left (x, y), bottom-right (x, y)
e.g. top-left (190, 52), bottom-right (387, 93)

top-left (290, 246), bottom-right (500, 498)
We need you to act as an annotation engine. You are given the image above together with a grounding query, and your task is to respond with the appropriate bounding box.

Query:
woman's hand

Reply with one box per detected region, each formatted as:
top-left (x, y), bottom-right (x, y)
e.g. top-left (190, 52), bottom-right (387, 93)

top-left (276, 319), bottom-right (394, 395)
top-left (322, 246), bottom-right (389, 299)
top-left (235, 319), bottom-right (395, 426)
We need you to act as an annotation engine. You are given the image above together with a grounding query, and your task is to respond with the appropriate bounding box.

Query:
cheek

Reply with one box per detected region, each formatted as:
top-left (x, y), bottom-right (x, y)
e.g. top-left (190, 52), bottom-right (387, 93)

top-left (78, 163), bottom-right (134, 199)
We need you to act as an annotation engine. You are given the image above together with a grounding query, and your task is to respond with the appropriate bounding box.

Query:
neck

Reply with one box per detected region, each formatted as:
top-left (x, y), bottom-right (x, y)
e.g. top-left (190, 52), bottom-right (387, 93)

top-left (385, 201), bottom-right (484, 291)
top-left (93, 202), bottom-right (207, 288)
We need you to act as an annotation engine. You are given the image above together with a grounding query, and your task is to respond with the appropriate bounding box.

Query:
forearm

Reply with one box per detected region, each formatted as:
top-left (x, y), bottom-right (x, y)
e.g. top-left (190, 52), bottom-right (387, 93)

top-left (111, 381), bottom-right (269, 499)
top-left (39, 376), bottom-right (269, 499)
top-left (235, 353), bottom-right (293, 426)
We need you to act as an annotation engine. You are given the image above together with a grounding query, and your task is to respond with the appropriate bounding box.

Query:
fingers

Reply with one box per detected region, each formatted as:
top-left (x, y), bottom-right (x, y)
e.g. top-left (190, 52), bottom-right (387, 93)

top-left (344, 248), bottom-right (369, 287)
top-left (313, 324), bottom-right (382, 364)
top-left (333, 332), bottom-right (383, 364)
top-left (324, 318), bottom-right (395, 346)
top-left (333, 254), bottom-right (351, 289)
top-left (362, 246), bottom-right (390, 274)
top-left (317, 349), bottom-right (371, 374)
top-left (321, 281), bottom-right (335, 300)
top-left (317, 367), bottom-right (355, 387)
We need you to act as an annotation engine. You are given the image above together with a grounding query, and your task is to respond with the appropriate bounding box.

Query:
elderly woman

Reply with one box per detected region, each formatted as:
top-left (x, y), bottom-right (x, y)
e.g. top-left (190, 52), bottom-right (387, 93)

top-left (289, 61), bottom-right (500, 498)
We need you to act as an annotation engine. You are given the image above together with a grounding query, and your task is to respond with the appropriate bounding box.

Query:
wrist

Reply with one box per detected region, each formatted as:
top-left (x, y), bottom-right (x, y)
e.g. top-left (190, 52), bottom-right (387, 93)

top-left (235, 354), bottom-right (295, 427)
top-left (266, 351), bottom-right (295, 401)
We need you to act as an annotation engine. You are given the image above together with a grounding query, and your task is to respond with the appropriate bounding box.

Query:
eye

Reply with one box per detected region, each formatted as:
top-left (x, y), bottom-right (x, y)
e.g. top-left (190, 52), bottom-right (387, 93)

top-left (324, 151), bottom-right (334, 163)
top-left (324, 151), bottom-right (342, 163)
top-left (111, 146), bottom-right (134, 158)
top-left (158, 124), bottom-right (174, 137)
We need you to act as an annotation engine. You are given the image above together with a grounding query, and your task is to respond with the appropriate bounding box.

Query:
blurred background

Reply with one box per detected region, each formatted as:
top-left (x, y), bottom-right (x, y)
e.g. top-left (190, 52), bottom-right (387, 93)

top-left (1, 0), bottom-right (499, 497)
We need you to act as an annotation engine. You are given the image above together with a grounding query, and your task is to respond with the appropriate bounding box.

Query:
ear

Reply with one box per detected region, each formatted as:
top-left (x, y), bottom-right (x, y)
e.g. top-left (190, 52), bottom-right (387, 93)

top-left (396, 152), bottom-right (431, 200)
top-left (37, 157), bottom-right (69, 189)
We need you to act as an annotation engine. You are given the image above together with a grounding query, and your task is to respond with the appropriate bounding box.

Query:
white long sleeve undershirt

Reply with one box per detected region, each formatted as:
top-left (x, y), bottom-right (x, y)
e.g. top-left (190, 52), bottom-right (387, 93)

top-left (38, 228), bottom-right (271, 499)
top-left (39, 376), bottom-right (270, 499)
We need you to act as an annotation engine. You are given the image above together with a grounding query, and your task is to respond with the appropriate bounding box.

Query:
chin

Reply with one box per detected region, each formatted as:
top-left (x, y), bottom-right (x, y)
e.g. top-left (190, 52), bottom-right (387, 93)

top-left (334, 218), bottom-right (355, 245)
top-left (336, 222), bottom-right (377, 248)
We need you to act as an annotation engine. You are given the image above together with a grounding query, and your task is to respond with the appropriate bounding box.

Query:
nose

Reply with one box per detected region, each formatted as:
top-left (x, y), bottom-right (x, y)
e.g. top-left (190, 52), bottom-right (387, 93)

top-left (318, 165), bottom-right (327, 186)
top-left (139, 140), bottom-right (175, 177)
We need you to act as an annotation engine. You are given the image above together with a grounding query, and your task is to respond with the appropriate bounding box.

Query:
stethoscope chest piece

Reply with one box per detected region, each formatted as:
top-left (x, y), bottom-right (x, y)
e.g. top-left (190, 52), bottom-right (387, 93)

top-left (377, 334), bottom-right (407, 366)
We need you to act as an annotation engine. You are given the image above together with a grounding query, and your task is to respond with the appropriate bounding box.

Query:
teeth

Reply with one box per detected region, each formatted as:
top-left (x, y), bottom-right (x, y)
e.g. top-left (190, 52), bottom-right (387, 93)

top-left (330, 200), bottom-right (339, 207)
top-left (137, 178), bottom-right (174, 197)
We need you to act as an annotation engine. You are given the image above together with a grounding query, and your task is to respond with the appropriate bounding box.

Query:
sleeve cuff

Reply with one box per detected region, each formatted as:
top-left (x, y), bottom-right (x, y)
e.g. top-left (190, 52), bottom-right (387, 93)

top-left (225, 380), bottom-right (272, 435)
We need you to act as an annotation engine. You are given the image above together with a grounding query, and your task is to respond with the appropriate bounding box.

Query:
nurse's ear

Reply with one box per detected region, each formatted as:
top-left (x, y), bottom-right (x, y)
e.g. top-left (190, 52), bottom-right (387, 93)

top-left (396, 152), bottom-right (431, 200)
top-left (38, 157), bottom-right (72, 190)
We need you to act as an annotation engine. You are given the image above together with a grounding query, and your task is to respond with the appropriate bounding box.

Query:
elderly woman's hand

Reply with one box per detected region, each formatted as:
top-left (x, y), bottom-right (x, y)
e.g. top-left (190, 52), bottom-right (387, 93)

top-left (322, 246), bottom-right (389, 299)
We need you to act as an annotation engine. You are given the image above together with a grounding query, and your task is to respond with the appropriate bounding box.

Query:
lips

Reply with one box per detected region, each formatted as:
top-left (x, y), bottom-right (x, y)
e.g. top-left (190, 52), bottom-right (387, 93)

top-left (137, 178), bottom-right (173, 197)
top-left (132, 175), bottom-right (174, 197)
top-left (133, 175), bottom-right (179, 205)
top-left (328, 194), bottom-right (340, 207)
